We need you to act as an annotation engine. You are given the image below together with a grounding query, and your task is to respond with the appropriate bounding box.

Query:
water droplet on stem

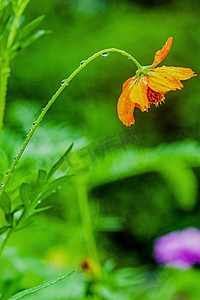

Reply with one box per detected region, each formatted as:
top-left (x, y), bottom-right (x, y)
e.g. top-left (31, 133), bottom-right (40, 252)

top-left (61, 79), bottom-right (67, 85)
top-left (101, 52), bottom-right (109, 57)
top-left (80, 60), bottom-right (86, 65)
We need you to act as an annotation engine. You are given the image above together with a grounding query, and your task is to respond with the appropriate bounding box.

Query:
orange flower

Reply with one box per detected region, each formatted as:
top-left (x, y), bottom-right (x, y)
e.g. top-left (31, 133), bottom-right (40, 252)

top-left (117, 37), bottom-right (196, 126)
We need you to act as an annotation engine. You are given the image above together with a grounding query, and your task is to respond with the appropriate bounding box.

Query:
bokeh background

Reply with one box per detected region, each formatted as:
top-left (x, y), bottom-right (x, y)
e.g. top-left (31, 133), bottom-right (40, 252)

top-left (1, 0), bottom-right (200, 299)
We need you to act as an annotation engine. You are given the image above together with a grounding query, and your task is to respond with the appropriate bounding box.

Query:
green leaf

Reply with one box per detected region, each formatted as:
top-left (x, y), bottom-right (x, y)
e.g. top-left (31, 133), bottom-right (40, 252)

top-left (20, 182), bottom-right (31, 207)
top-left (36, 169), bottom-right (47, 190)
top-left (12, 204), bottom-right (24, 214)
top-left (33, 205), bottom-right (53, 214)
top-left (5, 212), bottom-right (13, 225)
top-left (159, 160), bottom-right (198, 211)
top-left (47, 143), bottom-right (74, 181)
top-left (0, 225), bottom-right (12, 234)
top-left (19, 15), bottom-right (45, 39)
top-left (8, 271), bottom-right (75, 300)
top-left (50, 174), bottom-right (73, 189)
top-left (0, 149), bottom-right (8, 176)
top-left (0, 3), bottom-right (12, 34)
top-left (0, 192), bottom-right (11, 214)
top-left (20, 29), bottom-right (51, 48)
top-left (34, 185), bottom-right (56, 202)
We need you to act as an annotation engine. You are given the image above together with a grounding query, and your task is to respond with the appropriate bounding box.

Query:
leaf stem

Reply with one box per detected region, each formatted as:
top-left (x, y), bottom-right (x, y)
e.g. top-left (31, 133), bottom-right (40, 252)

top-left (0, 48), bottom-right (142, 200)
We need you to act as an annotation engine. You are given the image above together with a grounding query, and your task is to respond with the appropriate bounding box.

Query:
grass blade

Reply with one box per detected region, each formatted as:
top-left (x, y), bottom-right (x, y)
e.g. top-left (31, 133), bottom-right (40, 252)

top-left (8, 271), bottom-right (75, 300)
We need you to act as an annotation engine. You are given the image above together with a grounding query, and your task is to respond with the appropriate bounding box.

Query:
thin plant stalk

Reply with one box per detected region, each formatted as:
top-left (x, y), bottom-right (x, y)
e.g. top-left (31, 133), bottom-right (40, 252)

top-left (76, 176), bottom-right (100, 266)
top-left (0, 47), bottom-right (142, 256)
top-left (0, 62), bottom-right (9, 143)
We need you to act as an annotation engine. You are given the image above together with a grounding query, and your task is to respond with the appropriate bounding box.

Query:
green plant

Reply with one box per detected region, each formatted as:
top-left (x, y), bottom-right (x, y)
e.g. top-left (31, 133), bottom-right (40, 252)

top-left (0, 1), bottom-right (199, 298)
top-left (0, 0), bottom-right (49, 142)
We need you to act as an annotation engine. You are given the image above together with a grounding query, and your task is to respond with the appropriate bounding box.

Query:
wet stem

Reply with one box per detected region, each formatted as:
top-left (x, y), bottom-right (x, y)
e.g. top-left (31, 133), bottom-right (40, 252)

top-left (0, 47), bottom-right (142, 257)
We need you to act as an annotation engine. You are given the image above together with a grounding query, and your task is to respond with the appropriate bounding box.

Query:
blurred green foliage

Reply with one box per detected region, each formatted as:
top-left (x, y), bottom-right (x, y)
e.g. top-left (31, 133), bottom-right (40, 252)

top-left (0, 0), bottom-right (200, 298)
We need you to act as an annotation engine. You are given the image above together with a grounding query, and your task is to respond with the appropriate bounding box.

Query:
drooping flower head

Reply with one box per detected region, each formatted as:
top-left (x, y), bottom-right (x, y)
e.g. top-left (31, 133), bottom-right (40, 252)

top-left (117, 37), bottom-right (196, 126)
top-left (154, 228), bottom-right (200, 269)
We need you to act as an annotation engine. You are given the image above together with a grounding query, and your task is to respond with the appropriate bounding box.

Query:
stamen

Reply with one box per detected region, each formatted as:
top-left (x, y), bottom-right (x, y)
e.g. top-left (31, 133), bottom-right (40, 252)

top-left (147, 87), bottom-right (164, 105)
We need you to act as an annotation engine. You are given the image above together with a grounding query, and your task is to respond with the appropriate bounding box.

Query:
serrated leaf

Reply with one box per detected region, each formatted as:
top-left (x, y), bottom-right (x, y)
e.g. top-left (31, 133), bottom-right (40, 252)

top-left (20, 182), bottom-right (31, 207)
top-left (8, 271), bottom-right (75, 300)
top-left (47, 143), bottom-right (74, 181)
top-left (0, 225), bottom-right (12, 234)
top-left (0, 192), bottom-right (11, 214)
top-left (19, 15), bottom-right (45, 39)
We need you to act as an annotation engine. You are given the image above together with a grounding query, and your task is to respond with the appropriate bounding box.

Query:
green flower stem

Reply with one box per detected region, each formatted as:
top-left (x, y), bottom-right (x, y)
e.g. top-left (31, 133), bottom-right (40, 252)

top-left (76, 177), bottom-right (100, 266)
top-left (0, 47), bottom-right (141, 200)
top-left (0, 64), bottom-right (9, 143)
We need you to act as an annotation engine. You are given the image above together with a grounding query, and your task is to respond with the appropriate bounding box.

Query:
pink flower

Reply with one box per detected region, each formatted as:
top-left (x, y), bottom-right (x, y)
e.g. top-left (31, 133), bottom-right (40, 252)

top-left (154, 228), bottom-right (200, 269)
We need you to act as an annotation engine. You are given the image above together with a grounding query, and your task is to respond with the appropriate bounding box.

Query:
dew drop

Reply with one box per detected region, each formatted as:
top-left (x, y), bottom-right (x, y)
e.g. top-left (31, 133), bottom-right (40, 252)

top-left (127, 57), bottom-right (131, 60)
top-left (101, 52), bottom-right (109, 57)
top-left (37, 200), bottom-right (41, 204)
top-left (80, 60), bottom-right (86, 65)
top-left (61, 79), bottom-right (67, 85)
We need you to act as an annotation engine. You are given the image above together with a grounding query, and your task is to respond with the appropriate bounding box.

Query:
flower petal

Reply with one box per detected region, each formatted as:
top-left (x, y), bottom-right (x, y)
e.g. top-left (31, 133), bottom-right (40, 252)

top-left (122, 76), bottom-right (136, 91)
top-left (117, 85), bottom-right (136, 127)
top-left (158, 66), bottom-right (197, 80)
top-left (148, 68), bottom-right (184, 93)
top-left (130, 78), bottom-right (149, 111)
top-left (152, 37), bottom-right (173, 68)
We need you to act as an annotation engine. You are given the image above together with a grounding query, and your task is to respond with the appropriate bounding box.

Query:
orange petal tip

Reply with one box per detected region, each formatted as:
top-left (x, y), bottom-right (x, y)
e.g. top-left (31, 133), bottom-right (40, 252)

top-left (152, 37), bottom-right (173, 68)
